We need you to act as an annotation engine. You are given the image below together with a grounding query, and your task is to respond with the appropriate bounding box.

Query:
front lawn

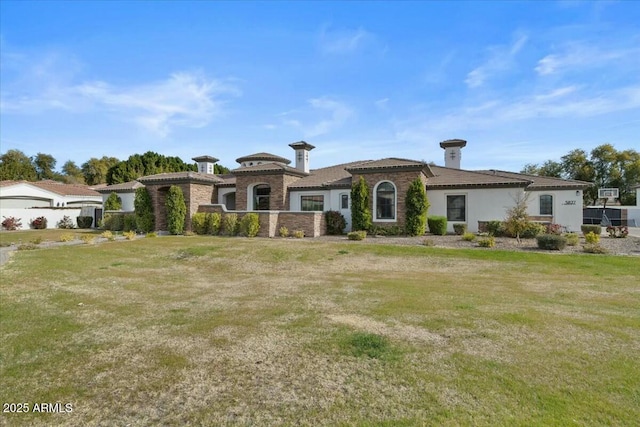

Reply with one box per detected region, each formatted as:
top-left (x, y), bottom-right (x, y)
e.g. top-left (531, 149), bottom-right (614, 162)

top-left (1, 237), bottom-right (638, 425)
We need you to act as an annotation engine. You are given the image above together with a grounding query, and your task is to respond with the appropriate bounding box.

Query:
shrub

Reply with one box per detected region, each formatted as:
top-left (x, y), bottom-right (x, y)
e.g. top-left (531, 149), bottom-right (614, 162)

top-left (536, 234), bottom-right (567, 250)
top-left (222, 213), bottom-right (239, 236)
top-left (134, 187), bottom-right (155, 233)
top-left (205, 213), bottom-right (221, 235)
top-left (462, 232), bottom-right (476, 242)
top-left (30, 216), bottom-right (48, 229)
top-left (17, 243), bottom-right (38, 251)
top-left (240, 213), bottom-right (260, 237)
top-left (30, 236), bottom-right (43, 244)
top-left (101, 230), bottom-right (116, 241)
top-left (351, 176), bottom-right (372, 232)
top-left (477, 236), bottom-right (496, 248)
top-left (521, 222), bottom-right (546, 239)
top-left (146, 232), bottom-right (157, 238)
top-left (369, 225), bottom-right (404, 236)
top-left (325, 210), bottom-right (346, 235)
top-left (422, 238), bottom-right (435, 247)
top-left (585, 231), bottom-right (600, 244)
top-left (57, 215), bottom-right (75, 229)
top-left (183, 230), bottom-right (196, 236)
top-left (453, 223), bottom-right (467, 235)
top-left (503, 193), bottom-right (531, 242)
top-left (123, 214), bottom-right (136, 232)
top-left (76, 216), bottom-right (93, 228)
top-left (546, 223), bottom-right (563, 235)
top-left (427, 216), bottom-right (447, 236)
top-left (347, 230), bottom-right (367, 241)
top-left (191, 213), bottom-right (207, 235)
top-left (104, 192), bottom-right (122, 211)
top-left (279, 226), bottom-right (289, 238)
top-left (103, 213), bottom-right (124, 231)
top-left (485, 220), bottom-right (505, 237)
top-left (2, 216), bottom-right (22, 231)
top-left (583, 243), bottom-right (608, 254)
top-left (405, 178), bottom-right (429, 236)
top-left (59, 233), bottom-right (75, 242)
top-left (564, 232), bottom-right (579, 246)
top-left (581, 225), bottom-right (601, 236)
top-left (606, 226), bottom-right (628, 238)
top-left (292, 230), bottom-right (305, 239)
top-left (80, 234), bottom-right (95, 244)
top-left (123, 230), bottom-right (136, 240)
top-left (166, 185), bottom-right (186, 235)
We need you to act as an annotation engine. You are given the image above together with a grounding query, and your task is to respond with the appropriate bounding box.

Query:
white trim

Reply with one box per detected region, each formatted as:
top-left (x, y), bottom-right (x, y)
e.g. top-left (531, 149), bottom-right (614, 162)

top-left (373, 180), bottom-right (397, 222)
top-left (247, 182), bottom-right (270, 211)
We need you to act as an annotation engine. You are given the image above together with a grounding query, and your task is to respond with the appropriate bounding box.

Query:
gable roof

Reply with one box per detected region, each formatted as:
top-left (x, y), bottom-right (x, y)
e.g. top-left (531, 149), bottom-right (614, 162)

top-left (95, 180), bottom-right (144, 193)
top-left (288, 161), bottom-right (370, 190)
top-left (475, 170), bottom-right (592, 190)
top-left (0, 180), bottom-right (101, 197)
top-left (426, 166), bottom-right (531, 189)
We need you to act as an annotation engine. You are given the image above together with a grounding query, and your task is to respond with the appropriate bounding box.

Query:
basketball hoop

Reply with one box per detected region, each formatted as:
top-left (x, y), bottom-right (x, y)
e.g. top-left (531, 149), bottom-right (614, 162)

top-left (598, 188), bottom-right (619, 208)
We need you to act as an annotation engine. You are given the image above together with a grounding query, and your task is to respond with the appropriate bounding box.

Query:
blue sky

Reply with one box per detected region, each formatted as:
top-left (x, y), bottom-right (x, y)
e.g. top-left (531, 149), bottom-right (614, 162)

top-left (1, 1), bottom-right (639, 173)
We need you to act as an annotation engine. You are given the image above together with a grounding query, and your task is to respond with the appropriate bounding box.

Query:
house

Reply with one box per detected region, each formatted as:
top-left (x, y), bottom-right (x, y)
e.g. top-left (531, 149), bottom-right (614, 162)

top-left (122, 140), bottom-right (590, 236)
top-left (0, 180), bottom-right (102, 229)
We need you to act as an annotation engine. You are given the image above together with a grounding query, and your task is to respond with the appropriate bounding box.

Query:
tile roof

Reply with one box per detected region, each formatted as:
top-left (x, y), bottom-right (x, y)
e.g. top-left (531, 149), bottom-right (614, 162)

top-left (426, 166), bottom-right (531, 188)
top-left (0, 180), bottom-right (101, 197)
top-left (235, 152), bottom-right (291, 165)
top-left (231, 162), bottom-right (307, 177)
top-left (95, 180), bottom-right (144, 193)
top-left (475, 170), bottom-right (592, 189)
top-left (288, 161), bottom-right (370, 189)
top-left (137, 171), bottom-right (223, 184)
top-left (346, 158), bottom-right (434, 174)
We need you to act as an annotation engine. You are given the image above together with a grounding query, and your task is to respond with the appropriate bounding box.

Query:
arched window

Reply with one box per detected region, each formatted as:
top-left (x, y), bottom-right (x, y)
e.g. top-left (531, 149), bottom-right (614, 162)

top-left (540, 195), bottom-right (553, 216)
top-left (375, 181), bottom-right (396, 220)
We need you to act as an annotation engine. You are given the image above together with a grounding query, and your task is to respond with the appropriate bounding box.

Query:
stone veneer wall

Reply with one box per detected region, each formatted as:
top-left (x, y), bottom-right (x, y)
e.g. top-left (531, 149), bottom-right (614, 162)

top-left (234, 173), bottom-right (302, 211)
top-left (145, 182), bottom-right (215, 232)
top-left (197, 204), bottom-right (325, 237)
top-left (351, 170), bottom-right (427, 229)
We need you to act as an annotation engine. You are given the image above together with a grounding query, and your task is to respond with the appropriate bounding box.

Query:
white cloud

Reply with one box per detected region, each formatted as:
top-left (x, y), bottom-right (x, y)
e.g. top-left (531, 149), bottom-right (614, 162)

top-left (282, 96), bottom-right (353, 138)
top-left (318, 24), bottom-right (373, 54)
top-left (535, 43), bottom-right (640, 75)
top-left (465, 33), bottom-right (528, 88)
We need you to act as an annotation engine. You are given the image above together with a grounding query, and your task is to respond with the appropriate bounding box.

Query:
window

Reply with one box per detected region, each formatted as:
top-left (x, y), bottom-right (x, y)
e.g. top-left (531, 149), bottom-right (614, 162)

top-left (253, 184), bottom-right (270, 210)
top-left (540, 195), bottom-right (553, 215)
top-left (301, 195), bottom-right (324, 211)
top-left (447, 195), bottom-right (466, 221)
top-left (341, 194), bottom-right (349, 210)
top-left (375, 181), bottom-right (396, 220)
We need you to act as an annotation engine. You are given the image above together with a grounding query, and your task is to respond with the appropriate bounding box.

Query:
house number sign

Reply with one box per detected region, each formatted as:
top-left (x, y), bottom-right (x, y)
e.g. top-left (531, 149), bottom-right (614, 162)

top-left (563, 200), bottom-right (576, 205)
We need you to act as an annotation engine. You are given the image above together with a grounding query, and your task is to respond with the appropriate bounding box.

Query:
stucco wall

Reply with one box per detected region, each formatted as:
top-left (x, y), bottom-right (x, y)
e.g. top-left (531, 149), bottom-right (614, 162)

top-left (0, 208), bottom-right (83, 230)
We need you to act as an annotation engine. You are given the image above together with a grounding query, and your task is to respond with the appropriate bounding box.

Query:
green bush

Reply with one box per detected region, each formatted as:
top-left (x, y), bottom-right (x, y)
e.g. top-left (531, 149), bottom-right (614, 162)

top-left (166, 185), bottom-right (186, 235)
top-left (123, 214), bottom-right (136, 232)
top-left (564, 232), bottom-right (579, 246)
top-left (222, 213), bottom-right (239, 236)
top-left (427, 216), bottom-right (447, 235)
top-left (485, 220), bottom-right (506, 237)
top-left (477, 236), bottom-right (496, 248)
top-left (123, 230), bottom-right (136, 240)
top-left (462, 232), bottom-right (476, 242)
top-left (351, 176), bottom-right (372, 232)
top-left (347, 230), bottom-right (367, 240)
top-left (325, 210), bottom-right (346, 235)
top-left (521, 222), bottom-right (546, 239)
top-left (102, 213), bottom-right (124, 231)
top-left (56, 215), bottom-right (74, 229)
top-left (292, 230), bottom-right (305, 239)
top-left (279, 226), bottom-right (289, 237)
top-left (581, 225), bottom-right (601, 236)
top-left (76, 216), bottom-right (93, 228)
top-left (453, 223), bottom-right (467, 235)
top-left (134, 187), bottom-right (155, 233)
top-left (191, 213), bottom-right (208, 235)
top-left (205, 213), bottom-right (221, 235)
top-left (585, 231), bottom-right (600, 244)
top-left (583, 243), bottom-right (608, 254)
top-left (104, 192), bottom-right (122, 211)
top-left (405, 178), bottom-right (429, 236)
top-left (59, 233), bottom-right (75, 242)
top-left (240, 213), bottom-right (260, 237)
top-left (536, 234), bottom-right (567, 250)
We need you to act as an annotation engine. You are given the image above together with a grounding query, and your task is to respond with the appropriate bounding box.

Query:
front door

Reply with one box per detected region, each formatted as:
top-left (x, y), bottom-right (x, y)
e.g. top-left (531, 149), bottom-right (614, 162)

top-left (339, 192), bottom-right (352, 232)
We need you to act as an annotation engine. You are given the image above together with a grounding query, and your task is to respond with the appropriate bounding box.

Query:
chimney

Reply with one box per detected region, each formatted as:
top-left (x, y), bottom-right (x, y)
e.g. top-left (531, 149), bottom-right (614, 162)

top-left (192, 155), bottom-right (219, 175)
top-left (288, 141), bottom-right (315, 173)
top-left (439, 139), bottom-right (467, 169)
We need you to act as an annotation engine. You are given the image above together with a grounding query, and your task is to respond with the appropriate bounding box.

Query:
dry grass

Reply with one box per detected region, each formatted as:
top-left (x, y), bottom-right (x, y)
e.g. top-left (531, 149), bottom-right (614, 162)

top-left (1, 236), bottom-right (639, 426)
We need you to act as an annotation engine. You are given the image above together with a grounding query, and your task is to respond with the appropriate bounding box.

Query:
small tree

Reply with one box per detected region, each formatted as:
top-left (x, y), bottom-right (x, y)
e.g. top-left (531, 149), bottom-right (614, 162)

top-left (504, 192), bottom-right (530, 243)
top-left (104, 192), bottom-right (122, 211)
top-left (166, 185), bottom-right (186, 235)
top-left (134, 187), bottom-right (155, 232)
top-left (405, 178), bottom-right (430, 236)
top-left (351, 176), bottom-right (371, 231)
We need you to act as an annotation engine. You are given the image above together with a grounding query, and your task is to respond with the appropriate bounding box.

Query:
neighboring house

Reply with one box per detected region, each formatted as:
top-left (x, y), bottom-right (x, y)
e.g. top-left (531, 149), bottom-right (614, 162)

top-left (115, 140), bottom-right (590, 236)
top-left (0, 180), bottom-right (102, 229)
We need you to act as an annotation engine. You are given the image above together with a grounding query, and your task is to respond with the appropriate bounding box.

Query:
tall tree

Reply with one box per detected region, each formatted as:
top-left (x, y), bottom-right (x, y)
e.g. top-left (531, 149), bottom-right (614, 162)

top-left (82, 156), bottom-right (119, 185)
top-left (0, 149), bottom-right (37, 181)
top-left (61, 160), bottom-right (85, 184)
top-left (405, 178), bottom-right (430, 236)
top-left (106, 151), bottom-right (198, 184)
top-left (351, 176), bottom-right (372, 231)
top-left (33, 153), bottom-right (57, 180)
